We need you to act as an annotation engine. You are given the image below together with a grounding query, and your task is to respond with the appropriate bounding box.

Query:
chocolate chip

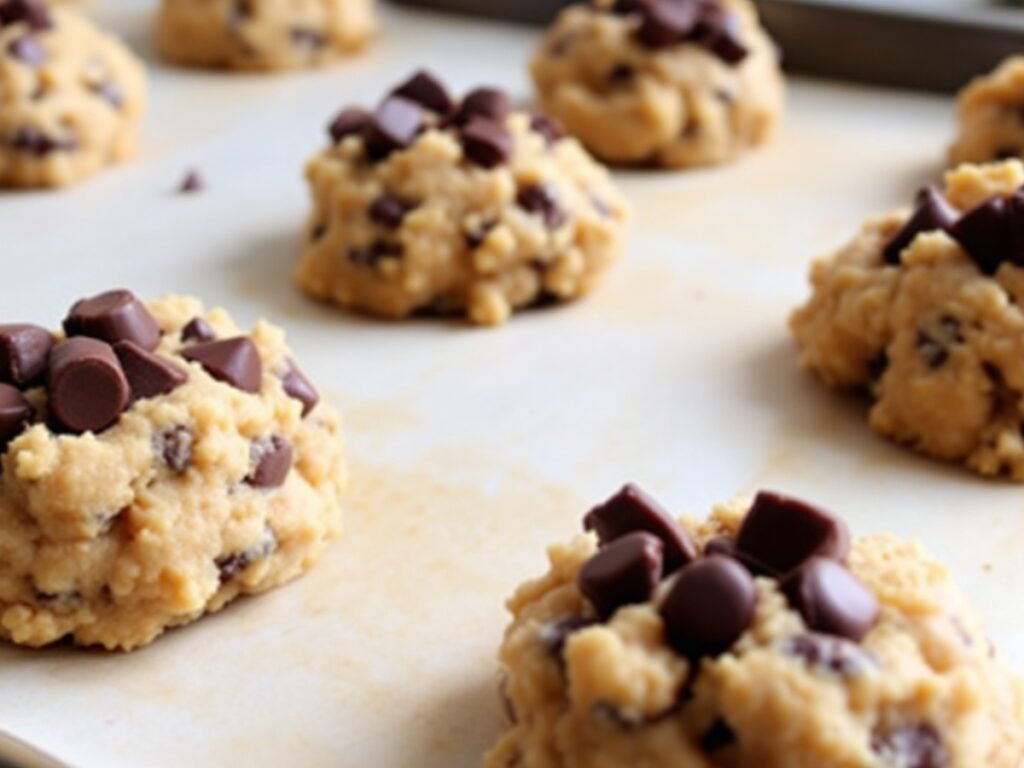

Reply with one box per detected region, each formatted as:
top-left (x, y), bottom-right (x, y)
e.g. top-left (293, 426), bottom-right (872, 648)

top-left (368, 194), bottom-right (415, 228)
top-left (867, 349), bottom-right (889, 382)
top-left (348, 240), bottom-right (403, 267)
top-left (637, 0), bottom-right (700, 48)
top-left (290, 27), bottom-right (325, 48)
top-left (916, 315), bottom-right (962, 369)
top-left (64, 289), bottom-right (161, 351)
top-left (91, 79), bottom-right (123, 109)
top-left (950, 194), bottom-right (1013, 275)
top-left (660, 556), bottom-right (756, 658)
top-left (735, 491), bottom-right (850, 577)
top-left (177, 169), bottom-right (204, 194)
top-left (607, 63), bottom-right (635, 83)
top-left (328, 107), bottom-right (372, 144)
top-left (181, 316), bottom-right (215, 343)
top-left (391, 69), bottom-right (454, 115)
top-left (365, 97), bottom-right (425, 160)
top-left (155, 425), bottom-right (192, 472)
top-left (281, 359), bottom-right (318, 417)
top-left (0, 324), bottom-right (52, 387)
top-left (47, 338), bottom-right (130, 434)
top-left (538, 614), bottom-right (595, 658)
top-left (8, 34), bottom-right (45, 66)
top-left (0, 383), bottom-right (32, 449)
top-left (782, 557), bottom-right (878, 642)
top-left (883, 186), bottom-right (958, 265)
top-left (182, 337), bottom-right (262, 393)
top-left (699, 719), bottom-right (736, 752)
top-left (783, 632), bottom-right (876, 676)
top-left (459, 118), bottom-right (512, 169)
top-left (457, 88), bottom-right (511, 124)
top-left (113, 341), bottom-right (186, 403)
top-left (516, 183), bottom-right (566, 229)
top-left (0, 0), bottom-right (51, 30)
top-left (216, 528), bottom-right (277, 581)
top-left (872, 725), bottom-right (948, 768)
top-left (695, 7), bottom-right (748, 64)
top-left (530, 113), bottom-right (565, 146)
top-left (245, 436), bottom-right (293, 488)
top-left (584, 484), bottom-right (697, 573)
top-left (578, 532), bottom-right (663, 619)
top-left (9, 125), bottom-right (75, 155)
top-left (1009, 189), bottom-right (1024, 265)
top-left (610, 0), bottom-right (648, 14)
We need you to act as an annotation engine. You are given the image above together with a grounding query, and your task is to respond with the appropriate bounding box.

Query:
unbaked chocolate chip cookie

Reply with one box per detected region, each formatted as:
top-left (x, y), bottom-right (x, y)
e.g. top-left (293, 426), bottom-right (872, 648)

top-left (951, 56), bottom-right (1024, 166)
top-left (530, 0), bottom-right (784, 168)
top-left (0, 0), bottom-right (146, 188)
top-left (487, 485), bottom-right (1024, 767)
top-left (791, 159), bottom-right (1024, 479)
top-left (296, 70), bottom-right (630, 326)
top-left (155, 0), bottom-right (374, 71)
top-left (0, 290), bottom-right (346, 651)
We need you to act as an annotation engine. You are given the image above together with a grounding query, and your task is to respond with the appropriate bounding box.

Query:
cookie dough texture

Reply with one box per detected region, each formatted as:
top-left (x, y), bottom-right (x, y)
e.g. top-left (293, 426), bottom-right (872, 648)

top-left (297, 113), bottom-right (630, 326)
top-left (487, 498), bottom-right (1024, 768)
top-left (0, 5), bottom-right (146, 188)
top-left (791, 160), bottom-right (1024, 479)
top-left (0, 296), bottom-right (347, 651)
top-left (530, 0), bottom-right (784, 168)
top-left (951, 56), bottom-right (1024, 166)
top-left (156, 0), bottom-right (374, 71)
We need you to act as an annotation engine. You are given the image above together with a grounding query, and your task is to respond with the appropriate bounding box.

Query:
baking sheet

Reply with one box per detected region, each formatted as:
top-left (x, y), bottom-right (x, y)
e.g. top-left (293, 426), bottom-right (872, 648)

top-left (2, 3), bottom-right (1024, 767)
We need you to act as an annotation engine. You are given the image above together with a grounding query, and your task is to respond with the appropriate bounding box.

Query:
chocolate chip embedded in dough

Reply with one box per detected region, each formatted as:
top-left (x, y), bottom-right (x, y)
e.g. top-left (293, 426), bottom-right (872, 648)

top-left (660, 556), bottom-right (756, 658)
top-left (949, 194), bottom-right (1013, 275)
top-left (9, 125), bottom-right (75, 155)
top-left (365, 97), bottom-right (425, 161)
top-left (695, 7), bottom-right (748, 64)
top-left (91, 79), bottom-right (123, 109)
top-left (181, 316), bottom-right (215, 343)
top-left (47, 337), bottom-right (130, 434)
top-left (783, 632), bottom-right (876, 676)
top-left (328, 107), bottom-right (372, 144)
top-left (459, 118), bottom-right (512, 169)
top-left (636, 0), bottom-right (700, 49)
top-left (281, 359), bottom-right (319, 417)
top-left (0, 383), bottom-right (33, 449)
top-left (584, 484), bottom-right (698, 573)
top-left (577, 531), bottom-right (664, 619)
top-left (538, 615), bottom-right (596, 658)
top-left (245, 436), bottom-right (293, 488)
top-left (7, 34), bottom-right (45, 66)
top-left (181, 337), bottom-right (262, 393)
top-left (113, 340), bottom-right (186, 403)
top-left (517, 183), bottom-right (567, 229)
top-left (699, 719), bottom-right (736, 752)
top-left (457, 88), bottom-right (511, 124)
top-left (0, 323), bottom-right (52, 387)
top-left (530, 113), bottom-right (566, 146)
top-left (883, 186), bottom-right (958, 265)
top-left (735, 491), bottom-right (850, 576)
top-left (781, 556), bottom-right (879, 642)
top-left (290, 27), bottom-right (325, 49)
top-left (368, 194), bottom-right (416, 228)
top-left (64, 289), bottom-right (161, 351)
top-left (155, 424), bottom-right (193, 473)
top-left (0, 0), bottom-right (51, 30)
top-left (348, 240), bottom-right (403, 268)
top-left (215, 528), bottom-right (278, 581)
top-left (391, 69), bottom-right (454, 115)
top-left (871, 724), bottom-right (948, 768)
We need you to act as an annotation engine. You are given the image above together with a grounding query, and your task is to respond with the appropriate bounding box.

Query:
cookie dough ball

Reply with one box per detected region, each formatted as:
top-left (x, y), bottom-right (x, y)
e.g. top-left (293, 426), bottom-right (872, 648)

top-left (791, 160), bottom-right (1024, 479)
top-left (0, 290), bottom-right (346, 651)
top-left (530, 0), bottom-right (784, 169)
top-left (951, 56), bottom-right (1024, 166)
top-left (296, 70), bottom-right (630, 326)
top-left (0, 0), bottom-right (146, 188)
top-left (487, 485), bottom-right (1024, 768)
top-left (155, 0), bottom-right (373, 71)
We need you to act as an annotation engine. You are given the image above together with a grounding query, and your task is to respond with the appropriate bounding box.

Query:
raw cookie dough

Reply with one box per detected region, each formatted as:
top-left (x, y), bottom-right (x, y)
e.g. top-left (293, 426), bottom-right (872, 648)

top-left (155, 0), bottom-right (373, 71)
top-left (0, 290), bottom-right (346, 651)
top-left (951, 56), bottom-right (1024, 166)
top-left (0, 0), bottom-right (146, 188)
top-left (530, 0), bottom-right (784, 168)
top-left (487, 485), bottom-right (1024, 768)
top-left (296, 70), bottom-right (630, 326)
top-left (791, 160), bottom-right (1024, 480)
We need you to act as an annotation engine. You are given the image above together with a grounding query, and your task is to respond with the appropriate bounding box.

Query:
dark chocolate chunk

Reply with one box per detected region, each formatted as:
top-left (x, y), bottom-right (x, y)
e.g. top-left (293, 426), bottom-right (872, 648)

top-left (216, 528), bottom-right (277, 581)
top-left (584, 484), bottom-right (697, 573)
top-left (517, 183), bottom-right (566, 229)
top-left (782, 557), bottom-right (878, 642)
top-left (0, 0), bottom-right (51, 30)
top-left (637, 0), bottom-right (700, 49)
top-left (699, 719), bottom-right (736, 752)
top-left (883, 186), bottom-right (959, 265)
top-left (735, 491), bottom-right (850, 576)
top-left (694, 7), bottom-right (748, 64)
top-left (578, 531), bottom-right (663, 619)
top-left (64, 289), bottom-right (161, 351)
top-left (702, 534), bottom-right (765, 574)
top-left (281, 359), bottom-right (318, 417)
top-left (177, 169), bottom-right (204, 194)
top-left (530, 113), bottom-right (566, 146)
top-left (660, 556), bottom-right (756, 658)
top-left (155, 424), bottom-right (193, 473)
top-left (538, 614), bottom-right (596, 658)
top-left (949, 195), bottom-right (1013, 275)
top-left (182, 337), bottom-right (262, 393)
top-left (365, 97), bottom-right (425, 160)
top-left (113, 341), bottom-right (186, 403)
top-left (391, 70), bottom-right (454, 115)
top-left (290, 27), bottom-right (325, 48)
top-left (245, 436), bottom-right (293, 488)
top-left (0, 323), bottom-right (52, 387)
top-left (8, 34), bottom-right (45, 66)
top-left (47, 338), bottom-right (129, 434)
top-left (872, 724), bottom-right (948, 768)
top-left (0, 383), bottom-right (32, 449)
top-left (328, 107), bottom-right (372, 144)
top-left (783, 632), bottom-right (876, 676)
top-left (610, 0), bottom-right (649, 14)
top-left (459, 118), bottom-right (512, 169)
top-left (368, 194), bottom-right (415, 228)
top-left (181, 316), bottom-right (215, 343)
top-left (348, 240), bottom-right (403, 267)
top-left (457, 88), bottom-right (511, 124)
top-left (9, 125), bottom-right (75, 155)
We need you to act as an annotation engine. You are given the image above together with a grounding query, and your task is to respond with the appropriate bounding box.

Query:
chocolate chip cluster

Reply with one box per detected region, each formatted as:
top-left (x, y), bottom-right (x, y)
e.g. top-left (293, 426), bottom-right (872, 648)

top-left (885, 183), bottom-right (1024, 275)
top-left (326, 70), bottom-right (566, 169)
top-left (573, 485), bottom-right (878, 661)
top-left (0, 290), bottom-right (320, 478)
top-left (600, 0), bottom-right (748, 64)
